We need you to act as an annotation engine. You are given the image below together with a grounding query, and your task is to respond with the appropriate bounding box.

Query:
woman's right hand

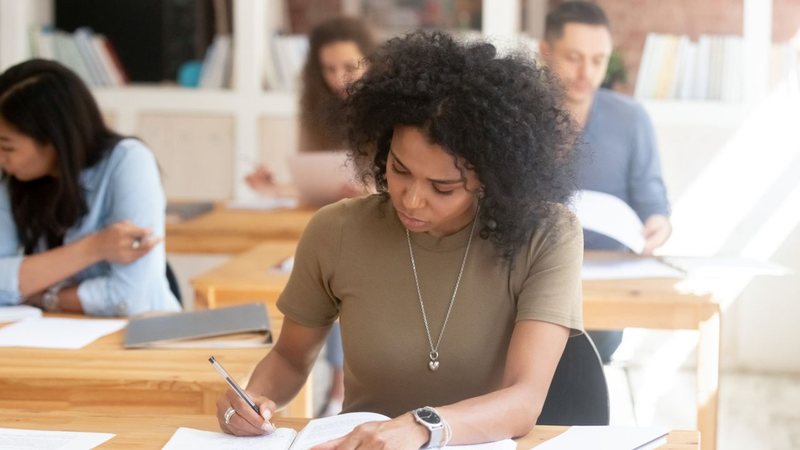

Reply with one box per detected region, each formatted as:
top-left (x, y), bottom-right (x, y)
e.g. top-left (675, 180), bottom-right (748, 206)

top-left (89, 220), bottom-right (159, 264)
top-left (216, 389), bottom-right (277, 436)
top-left (245, 164), bottom-right (277, 196)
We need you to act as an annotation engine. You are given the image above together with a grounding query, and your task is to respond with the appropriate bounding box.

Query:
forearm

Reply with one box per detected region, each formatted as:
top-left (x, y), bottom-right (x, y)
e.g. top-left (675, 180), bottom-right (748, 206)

top-left (436, 384), bottom-right (541, 444)
top-left (18, 236), bottom-right (101, 297)
top-left (245, 347), bottom-right (316, 410)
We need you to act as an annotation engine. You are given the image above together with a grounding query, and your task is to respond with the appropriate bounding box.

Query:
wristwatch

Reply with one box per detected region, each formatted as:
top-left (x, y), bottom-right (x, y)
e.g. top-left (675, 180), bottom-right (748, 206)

top-left (411, 406), bottom-right (445, 449)
top-left (41, 285), bottom-right (62, 312)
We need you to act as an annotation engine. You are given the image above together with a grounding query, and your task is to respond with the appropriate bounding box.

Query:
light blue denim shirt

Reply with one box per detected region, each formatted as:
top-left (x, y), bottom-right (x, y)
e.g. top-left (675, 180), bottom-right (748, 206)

top-left (0, 139), bottom-right (180, 316)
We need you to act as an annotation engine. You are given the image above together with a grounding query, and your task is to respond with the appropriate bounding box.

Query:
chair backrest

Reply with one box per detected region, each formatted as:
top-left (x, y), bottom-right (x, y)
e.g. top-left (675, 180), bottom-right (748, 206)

top-left (537, 332), bottom-right (610, 426)
top-left (165, 261), bottom-right (182, 306)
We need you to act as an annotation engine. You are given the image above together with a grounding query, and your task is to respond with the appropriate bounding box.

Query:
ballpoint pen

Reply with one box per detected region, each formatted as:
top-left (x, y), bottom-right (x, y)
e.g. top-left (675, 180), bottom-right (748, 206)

top-left (208, 355), bottom-right (260, 414)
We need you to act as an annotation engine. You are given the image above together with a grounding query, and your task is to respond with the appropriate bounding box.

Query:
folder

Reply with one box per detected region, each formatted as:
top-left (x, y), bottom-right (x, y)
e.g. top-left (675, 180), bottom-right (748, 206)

top-left (124, 303), bottom-right (271, 348)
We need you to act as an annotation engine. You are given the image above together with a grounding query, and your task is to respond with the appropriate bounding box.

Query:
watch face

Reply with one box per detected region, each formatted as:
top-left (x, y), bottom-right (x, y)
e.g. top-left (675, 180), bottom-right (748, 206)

top-left (416, 407), bottom-right (441, 424)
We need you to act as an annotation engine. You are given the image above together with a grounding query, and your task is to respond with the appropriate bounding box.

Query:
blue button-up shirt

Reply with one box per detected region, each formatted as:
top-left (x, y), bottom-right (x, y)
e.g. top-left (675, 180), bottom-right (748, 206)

top-left (0, 139), bottom-right (180, 316)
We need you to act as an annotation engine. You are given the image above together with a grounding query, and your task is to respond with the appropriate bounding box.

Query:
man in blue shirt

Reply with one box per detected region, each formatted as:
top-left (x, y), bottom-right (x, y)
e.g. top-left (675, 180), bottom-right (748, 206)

top-left (539, 1), bottom-right (672, 362)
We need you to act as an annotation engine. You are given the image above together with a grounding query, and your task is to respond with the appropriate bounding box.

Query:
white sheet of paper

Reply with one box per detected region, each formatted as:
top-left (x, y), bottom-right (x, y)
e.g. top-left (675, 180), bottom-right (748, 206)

top-left (571, 190), bottom-right (645, 254)
top-left (0, 427), bottom-right (114, 450)
top-left (661, 256), bottom-right (792, 277)
top-left (534, 426), bottom-right (669, 450)
top-left (227, 197), bottom-right (299, 211)
top-left (0, 318), bottom-right (127, 349)
top-left (582, 258), bottom-right (684, 280)
top-left (162, 427), bottom-right (296, 450)
top-left (0, 305), bottom-right (42, 323)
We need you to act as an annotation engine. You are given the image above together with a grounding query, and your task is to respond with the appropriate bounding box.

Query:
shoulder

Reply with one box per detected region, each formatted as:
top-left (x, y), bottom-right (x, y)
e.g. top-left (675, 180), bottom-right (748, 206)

top-left (304, 195), bottom-right (386, 239)
top-left (594, 89), bottom-right (650, 123)
top-left (524, 203), bottom-right (583, 261)
top-left (106, 138), bottom-right (158, 170)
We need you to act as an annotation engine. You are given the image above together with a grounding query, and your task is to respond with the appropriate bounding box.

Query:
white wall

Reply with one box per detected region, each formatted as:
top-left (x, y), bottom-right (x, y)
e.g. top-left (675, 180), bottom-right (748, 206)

top-left (646, 85), bottom-right (800, 373)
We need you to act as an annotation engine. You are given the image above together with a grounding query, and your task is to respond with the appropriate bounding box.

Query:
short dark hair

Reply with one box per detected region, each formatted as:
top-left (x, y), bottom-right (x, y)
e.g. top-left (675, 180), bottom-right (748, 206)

top-left (0, 59), bottom-right (122, 253)
top-left (346, 31), bottom-right (577, 260)
top-left (544, 1), bottom-right (610, 42)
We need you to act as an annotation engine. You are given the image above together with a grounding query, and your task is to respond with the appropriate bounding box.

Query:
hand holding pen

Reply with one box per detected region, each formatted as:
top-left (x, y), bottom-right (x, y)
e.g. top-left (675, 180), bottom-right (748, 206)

top-left (210, 356), bottom-right (277, 436)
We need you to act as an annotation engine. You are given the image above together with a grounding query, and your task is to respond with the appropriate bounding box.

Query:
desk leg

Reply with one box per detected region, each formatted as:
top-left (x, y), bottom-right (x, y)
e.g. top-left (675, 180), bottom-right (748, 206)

top-left (193, 287), bottom-right (215, 309)
top-left (697, 308), bottom-right (720, 450)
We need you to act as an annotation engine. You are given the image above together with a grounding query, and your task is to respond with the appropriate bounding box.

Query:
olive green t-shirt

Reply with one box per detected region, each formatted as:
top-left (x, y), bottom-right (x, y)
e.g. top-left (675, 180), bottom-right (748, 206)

top-left (277, 195), bottom-right (583, 417)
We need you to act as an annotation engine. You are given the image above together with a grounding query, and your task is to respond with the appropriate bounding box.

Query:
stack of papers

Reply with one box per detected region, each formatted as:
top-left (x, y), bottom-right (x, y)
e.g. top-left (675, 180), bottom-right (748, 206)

top-left (0, 318), bottom-right (126, 349)
top-left (536, 426), bottom-right (669, 450)
top-left (0, 427), bottom-right (114, 449)
top-left (0, 305), bottom-right (43, 323)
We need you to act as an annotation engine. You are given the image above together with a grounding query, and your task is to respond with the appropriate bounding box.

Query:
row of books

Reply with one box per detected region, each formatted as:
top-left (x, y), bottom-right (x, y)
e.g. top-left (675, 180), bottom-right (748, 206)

top-left (30, 26), bottom-right (128, 87)
top-left (264, 35), bottom-right (310, 92)
top-left (635, 32), bottom-right (800, 101)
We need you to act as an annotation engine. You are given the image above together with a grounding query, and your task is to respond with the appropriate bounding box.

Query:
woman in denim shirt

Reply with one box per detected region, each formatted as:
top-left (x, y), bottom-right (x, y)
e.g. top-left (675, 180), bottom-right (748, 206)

top-left (0, 59), bottom-right (180, 316)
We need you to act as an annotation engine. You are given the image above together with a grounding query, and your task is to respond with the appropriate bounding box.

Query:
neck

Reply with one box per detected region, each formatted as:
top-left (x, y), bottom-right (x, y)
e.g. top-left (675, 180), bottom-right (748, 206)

top-left (565, 98), bottom-right (593, 128)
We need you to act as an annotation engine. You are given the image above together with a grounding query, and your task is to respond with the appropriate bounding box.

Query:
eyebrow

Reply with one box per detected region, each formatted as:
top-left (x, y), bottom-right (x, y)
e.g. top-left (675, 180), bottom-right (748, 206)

top-left (390, 150), bottom-right (464, 185)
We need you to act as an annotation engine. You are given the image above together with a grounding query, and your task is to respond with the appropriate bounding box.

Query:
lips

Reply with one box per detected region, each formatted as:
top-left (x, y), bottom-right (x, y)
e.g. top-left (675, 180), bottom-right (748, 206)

top-left (397, 210), bottom-right (428, 229)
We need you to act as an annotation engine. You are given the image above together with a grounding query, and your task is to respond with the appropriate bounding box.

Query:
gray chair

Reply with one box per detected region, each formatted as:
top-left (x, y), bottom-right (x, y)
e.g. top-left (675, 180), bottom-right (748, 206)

top-left (165, 261), bottom-right (182, 306)
top-left (537, 332), bottom-right (610, 426)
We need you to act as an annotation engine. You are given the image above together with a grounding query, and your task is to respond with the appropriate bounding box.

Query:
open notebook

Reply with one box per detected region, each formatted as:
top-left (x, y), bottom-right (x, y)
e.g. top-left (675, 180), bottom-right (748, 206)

top-left (164, 412), bottom-right (516, 450)
top-left (123, 303), bottom-right (271, 348)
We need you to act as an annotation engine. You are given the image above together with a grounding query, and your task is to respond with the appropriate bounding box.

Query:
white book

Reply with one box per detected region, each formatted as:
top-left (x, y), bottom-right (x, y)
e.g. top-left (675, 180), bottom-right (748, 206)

top-left (634, 33), bottom-right (658, 99)
top-left (73, 27), bottom-right (110, 86)
top-left (163, 412), bottom-right (517, 450)
top-left (669, 35), bottom-right (692, 100)
top-left (693, 35), bottom-right (712, 100)
top-left (677, 40), bottom-right (697, 100)
top-left (91, 35), bottom-right (124, 86)
top-left (199, 35), bottom-right (232, 89)
top-left (52, 31), bottom-right (94, 86)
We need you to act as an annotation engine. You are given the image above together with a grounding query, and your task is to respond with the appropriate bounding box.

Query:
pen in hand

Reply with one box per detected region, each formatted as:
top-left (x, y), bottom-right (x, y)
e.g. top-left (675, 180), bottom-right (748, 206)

top-left (209, 355), bottom-right (271, 429)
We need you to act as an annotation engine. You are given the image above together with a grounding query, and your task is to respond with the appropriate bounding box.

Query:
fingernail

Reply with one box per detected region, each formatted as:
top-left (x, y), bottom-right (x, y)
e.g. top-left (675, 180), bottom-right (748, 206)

top-left (261, 410), bottom-right (272, 421)
top-left (261, 421), bottom-right (275, 433)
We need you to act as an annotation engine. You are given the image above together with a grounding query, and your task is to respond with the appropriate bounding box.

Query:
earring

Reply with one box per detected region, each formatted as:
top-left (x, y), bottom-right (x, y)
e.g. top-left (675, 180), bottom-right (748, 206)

top-left (477, 186), bottom-right (486, 200)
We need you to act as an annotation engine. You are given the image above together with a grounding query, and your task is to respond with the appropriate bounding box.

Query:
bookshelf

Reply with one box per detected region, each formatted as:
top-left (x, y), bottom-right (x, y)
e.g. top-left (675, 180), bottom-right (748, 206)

top-left (0, 0), bottom-right (521, 201)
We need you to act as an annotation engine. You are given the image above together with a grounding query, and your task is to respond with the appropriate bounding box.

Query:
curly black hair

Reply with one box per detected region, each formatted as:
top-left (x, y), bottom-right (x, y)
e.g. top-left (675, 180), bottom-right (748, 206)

top-left (345, 31), bottom-right (577, 260)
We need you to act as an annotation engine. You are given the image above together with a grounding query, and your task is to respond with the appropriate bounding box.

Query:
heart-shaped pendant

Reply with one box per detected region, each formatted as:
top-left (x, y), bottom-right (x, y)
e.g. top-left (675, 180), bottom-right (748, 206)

top-left (428, 360), bottom-right (440, 371)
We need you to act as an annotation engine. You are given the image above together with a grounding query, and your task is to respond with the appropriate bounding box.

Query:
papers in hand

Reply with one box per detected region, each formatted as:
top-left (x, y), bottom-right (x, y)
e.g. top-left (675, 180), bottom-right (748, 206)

top-left (571, 190), bottom-right (645, 254)
top-left (535, 426), bottom-right (669, 450)
top-left (0, 427), bottom-right (114, 450)
top-left (0, 305), bottom-right (43, 323)
top-left (0, 318), bottom-right (126, 349)
top-left (163, 412), bottom-right (517, 450)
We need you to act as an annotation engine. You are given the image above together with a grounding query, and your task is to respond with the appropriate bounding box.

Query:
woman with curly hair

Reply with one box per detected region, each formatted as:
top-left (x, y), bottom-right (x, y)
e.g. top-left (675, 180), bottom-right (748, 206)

top-left (217, 31), bottom-right (583, 447)
top-left (246, 16), bottom-right (377, 197)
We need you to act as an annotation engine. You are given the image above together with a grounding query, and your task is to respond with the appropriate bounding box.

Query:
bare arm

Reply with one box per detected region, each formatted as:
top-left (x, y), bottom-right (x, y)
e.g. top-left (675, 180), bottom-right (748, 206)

top-left (216, 317), bottom-right (330, 436)
top-left (17, 220), bottom-right (157, 298)
top-left (314, 320), bottom-right (569, 448)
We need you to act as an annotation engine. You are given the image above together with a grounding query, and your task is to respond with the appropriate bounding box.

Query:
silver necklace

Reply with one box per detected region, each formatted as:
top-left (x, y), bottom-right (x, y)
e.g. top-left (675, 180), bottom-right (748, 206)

top-left (405, 207), bottom-right (479, 372)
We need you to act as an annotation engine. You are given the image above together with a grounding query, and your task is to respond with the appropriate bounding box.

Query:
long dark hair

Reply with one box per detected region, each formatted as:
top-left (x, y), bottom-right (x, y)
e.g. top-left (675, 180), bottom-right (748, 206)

top-left (300, 17), bottom-right (376, 151)
top-left (0, 59), bottom-right (122, 254)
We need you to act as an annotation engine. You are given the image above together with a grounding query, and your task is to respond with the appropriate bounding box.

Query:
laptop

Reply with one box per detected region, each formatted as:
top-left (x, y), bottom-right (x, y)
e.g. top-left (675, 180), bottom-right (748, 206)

top-left (124, 303), bottom-right (271, 348)
top-left (287, 151), bottom-right (354, 206)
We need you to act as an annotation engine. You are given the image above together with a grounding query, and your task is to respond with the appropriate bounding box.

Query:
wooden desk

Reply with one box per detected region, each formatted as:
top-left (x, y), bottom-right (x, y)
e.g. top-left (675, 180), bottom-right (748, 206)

top-left (0, 409), bottom-right (700, 449)
top-left (0, 316), bottom-right (310, 418)
top-left (192, 247), bottom-right (721, 450)
top-left (165, 205), bottom-right (314, 254)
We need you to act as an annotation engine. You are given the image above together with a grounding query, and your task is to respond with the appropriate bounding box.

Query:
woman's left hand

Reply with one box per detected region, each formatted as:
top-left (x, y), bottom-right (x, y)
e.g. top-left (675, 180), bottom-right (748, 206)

top-left (312, 414), bottom-right (429, 450)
